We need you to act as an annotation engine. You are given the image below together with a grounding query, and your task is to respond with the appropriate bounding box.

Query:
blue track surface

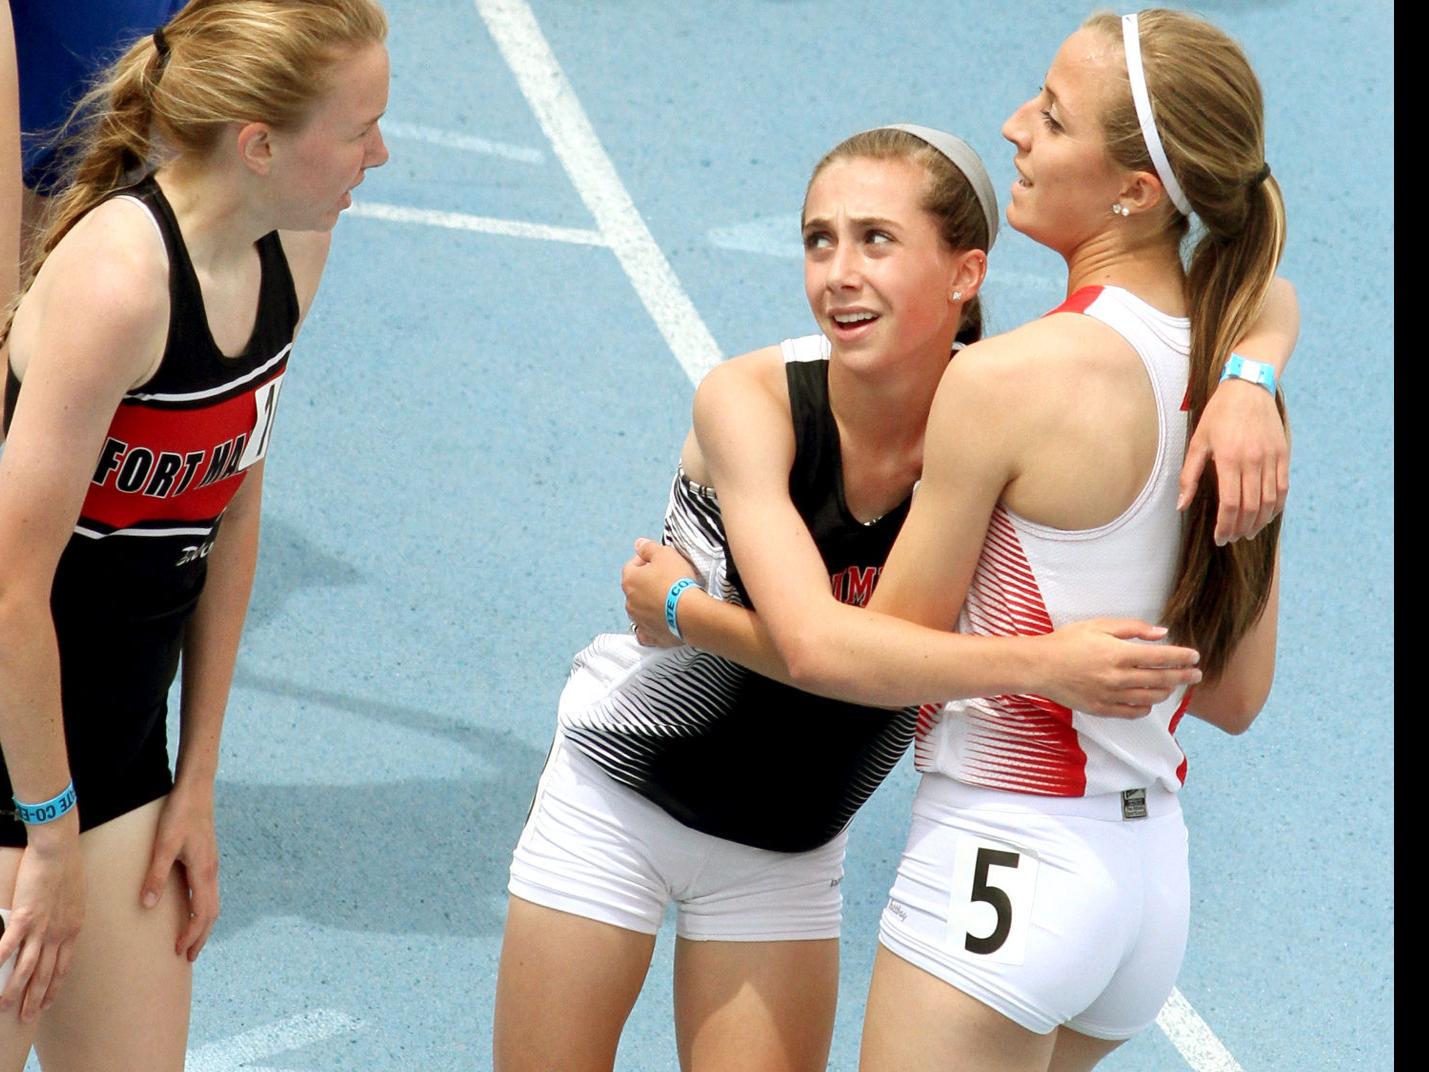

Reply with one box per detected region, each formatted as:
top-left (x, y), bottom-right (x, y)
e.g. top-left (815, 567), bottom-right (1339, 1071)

top-left (106, 1), bottom-right (1394, 1069)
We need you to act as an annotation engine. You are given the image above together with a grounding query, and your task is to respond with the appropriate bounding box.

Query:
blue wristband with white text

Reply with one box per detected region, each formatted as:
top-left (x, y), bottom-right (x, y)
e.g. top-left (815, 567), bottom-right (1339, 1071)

top-left (1220, 353), bottom-right (1277, 396)
top-left (664, 577), bottom-right (698, 641)
top-left (13, 781), bottom-right (76, 825)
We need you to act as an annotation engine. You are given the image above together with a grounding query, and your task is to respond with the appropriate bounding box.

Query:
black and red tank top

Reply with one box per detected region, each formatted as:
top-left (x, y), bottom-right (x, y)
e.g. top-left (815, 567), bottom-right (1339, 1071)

top-left (3, 173), bottom-right (299, 718)
top-left (559, 335), bottom-right (920, 853)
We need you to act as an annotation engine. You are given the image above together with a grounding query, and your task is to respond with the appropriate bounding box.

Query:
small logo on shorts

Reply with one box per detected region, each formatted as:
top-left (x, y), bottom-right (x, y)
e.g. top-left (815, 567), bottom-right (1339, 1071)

top-left (829, 876), bottom-right (843, 888)
top-left (887, 900), bottom-right (908, 922)
top-left (1121, 788), bottom-right (1148, 820)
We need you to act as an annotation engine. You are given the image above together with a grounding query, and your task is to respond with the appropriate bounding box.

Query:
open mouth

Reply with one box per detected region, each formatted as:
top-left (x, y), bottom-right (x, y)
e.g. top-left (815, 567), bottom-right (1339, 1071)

top-left (830, 311), bottom-right (880, 336)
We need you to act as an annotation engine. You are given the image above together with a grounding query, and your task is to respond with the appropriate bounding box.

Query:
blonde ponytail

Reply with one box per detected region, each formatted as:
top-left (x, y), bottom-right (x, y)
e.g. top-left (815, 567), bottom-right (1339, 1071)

top-left (1085, 8), bottom-right (1287, 677)
top-left (5, 0), bottom-right (388, 343)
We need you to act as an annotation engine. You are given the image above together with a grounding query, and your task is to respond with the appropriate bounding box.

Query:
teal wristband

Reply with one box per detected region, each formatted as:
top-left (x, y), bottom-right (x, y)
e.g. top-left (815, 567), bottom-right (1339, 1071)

top-left (1220, 353), bottom-right (1277, 396)
top-left (664, 578), bottom-right (698, 641)
top-left (13, 781), bottom-right (76, 825)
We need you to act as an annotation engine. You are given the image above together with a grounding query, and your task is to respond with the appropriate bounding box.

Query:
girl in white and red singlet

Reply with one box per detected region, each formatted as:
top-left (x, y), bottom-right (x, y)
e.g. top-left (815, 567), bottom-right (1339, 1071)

top-left (852, 10), bottom-right (1291, 1070)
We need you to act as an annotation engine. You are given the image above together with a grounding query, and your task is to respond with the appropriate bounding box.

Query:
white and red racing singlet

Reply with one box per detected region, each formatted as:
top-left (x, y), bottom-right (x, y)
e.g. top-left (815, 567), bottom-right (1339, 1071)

top-left (916, 285), bottom-right (1195, 796)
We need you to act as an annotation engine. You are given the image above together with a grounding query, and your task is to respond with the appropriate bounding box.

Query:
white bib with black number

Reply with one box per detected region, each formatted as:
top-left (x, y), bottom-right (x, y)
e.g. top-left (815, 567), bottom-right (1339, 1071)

top-left (946, 832), bottom-right (1041, 965)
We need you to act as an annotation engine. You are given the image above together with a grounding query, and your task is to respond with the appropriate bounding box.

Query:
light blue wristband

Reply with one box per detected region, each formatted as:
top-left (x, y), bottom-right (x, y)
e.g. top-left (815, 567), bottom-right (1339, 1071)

top-left (13, 781), bottom-right (76, 825)
top-left (1220, 353), bottom-right (1277, 396)
top-left (664, 577), bottom-right (698, 641)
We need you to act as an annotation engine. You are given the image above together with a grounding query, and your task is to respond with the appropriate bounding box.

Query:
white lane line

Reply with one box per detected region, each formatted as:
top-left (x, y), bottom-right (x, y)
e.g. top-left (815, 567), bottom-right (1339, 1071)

top-left (1157, 988), bottom-right (1247, 1072)
top-left (348, 200), bottom-right (607, 247)
top-left (380, 120), bottom-right (544, 164)
top-left (187, 1009), bottom-right (364, 1072)
top-left (473, 0), bottom-right (723, 384)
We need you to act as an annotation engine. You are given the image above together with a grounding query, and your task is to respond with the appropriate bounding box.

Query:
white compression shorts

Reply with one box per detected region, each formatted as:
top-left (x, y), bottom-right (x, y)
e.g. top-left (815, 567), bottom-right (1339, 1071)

top-left (878, 773), bottom-right (1189, 1039)
top-left (508, 732), bottom-right (846, 942)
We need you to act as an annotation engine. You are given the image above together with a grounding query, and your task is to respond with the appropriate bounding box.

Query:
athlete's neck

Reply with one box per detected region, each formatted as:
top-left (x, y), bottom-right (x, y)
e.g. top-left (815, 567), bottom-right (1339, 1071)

top-left (1064, 230), bottom-right (1187, 319)
top-left (825, 341), bottom-right (947, 516)
top-left (826, 344), bottom-right (943, 457)
top-left (153, 159), bottom-right (272, 271)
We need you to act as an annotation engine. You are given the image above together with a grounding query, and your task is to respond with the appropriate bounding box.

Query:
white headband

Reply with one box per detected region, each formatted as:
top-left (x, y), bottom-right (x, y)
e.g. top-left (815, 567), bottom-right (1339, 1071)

top-left (1120, 13), bottom-right (1192, 217)
top-left (872, 123), bottom-right (1000, 249)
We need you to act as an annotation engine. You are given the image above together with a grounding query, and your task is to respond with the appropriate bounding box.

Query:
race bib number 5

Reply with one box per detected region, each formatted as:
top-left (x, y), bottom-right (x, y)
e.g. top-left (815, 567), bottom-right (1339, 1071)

top-left (946, 832), bottom-right (1040, 965)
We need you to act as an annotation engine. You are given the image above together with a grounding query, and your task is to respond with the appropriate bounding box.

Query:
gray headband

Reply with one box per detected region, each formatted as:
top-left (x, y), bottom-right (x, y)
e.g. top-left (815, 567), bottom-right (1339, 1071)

top-left (870, 123), bottom-right (1000, 250)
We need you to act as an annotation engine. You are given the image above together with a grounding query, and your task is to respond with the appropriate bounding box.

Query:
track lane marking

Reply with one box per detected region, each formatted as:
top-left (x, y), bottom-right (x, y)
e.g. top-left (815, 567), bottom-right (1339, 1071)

top-left (473, 0), bottom-right (723, 384)
top-left (380, 120), bottom-right (544, 163)
top-left (348, 200), bottom-right (606, 246)
top-left (187, 1009), bottom-right (364, 1072)
top-left (1157, 988), bottom-right (1247, 1072)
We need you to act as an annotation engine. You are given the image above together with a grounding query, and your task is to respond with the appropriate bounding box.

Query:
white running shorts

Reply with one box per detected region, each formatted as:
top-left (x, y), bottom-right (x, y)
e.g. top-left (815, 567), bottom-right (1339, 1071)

top-left (878, 774), bottom-right (1189, 1039)
top-left (508, 733), bottom-right (846, 942)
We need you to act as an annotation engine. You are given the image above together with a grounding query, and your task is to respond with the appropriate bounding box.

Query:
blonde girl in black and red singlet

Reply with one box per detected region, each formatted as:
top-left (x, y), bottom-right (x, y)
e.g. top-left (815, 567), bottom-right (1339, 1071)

top-left (0, 3), bottom-right (388, 1067)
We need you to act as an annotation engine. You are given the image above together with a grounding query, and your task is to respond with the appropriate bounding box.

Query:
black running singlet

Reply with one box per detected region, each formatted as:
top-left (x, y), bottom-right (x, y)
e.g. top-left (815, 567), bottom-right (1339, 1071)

top-left (559, 335), bottom-right (920, 853)
top-left (0, 174), bottom-right (299, 842)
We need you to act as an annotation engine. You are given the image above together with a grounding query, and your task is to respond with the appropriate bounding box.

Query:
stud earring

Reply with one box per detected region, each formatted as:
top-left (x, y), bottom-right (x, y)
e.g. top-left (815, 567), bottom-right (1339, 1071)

top-left (1112, 203), bottom-right (1129, 217)
top-left (952, 290), bottom-right (963, 301)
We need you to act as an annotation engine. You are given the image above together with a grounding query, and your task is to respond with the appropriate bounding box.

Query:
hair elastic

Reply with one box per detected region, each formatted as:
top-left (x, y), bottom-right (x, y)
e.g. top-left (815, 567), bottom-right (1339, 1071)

top-left (869, 123), bottom-right (1000, 249)
top-left (1252, 162), bottom-right (1272, 186)
top-left (1120, 13), bottom-right (1192, 217)
top-left (153, 26), bottom-right (170, 59)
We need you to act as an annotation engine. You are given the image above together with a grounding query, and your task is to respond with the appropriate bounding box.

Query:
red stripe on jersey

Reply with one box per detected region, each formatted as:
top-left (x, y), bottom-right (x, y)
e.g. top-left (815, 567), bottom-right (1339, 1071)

top-left (913, 703), bottom-right (942, 767)
top-left (1169, 688), bottom-right (1193, 784)
top-left (1044, 285), bottom-right (1104, 318)
top-left (956, 508), bottom-right (1089, 794)
top-left (81, 367), bottom-right (281, 529)
top-left (1167, 688), bottom-right (1193, 736)
top-left (969, 512), bottom-right (1056, 635)
top-left (1180, 385), bottom-right (1192, 412)
top-left (964, 699), bottom-right (1089, 796)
